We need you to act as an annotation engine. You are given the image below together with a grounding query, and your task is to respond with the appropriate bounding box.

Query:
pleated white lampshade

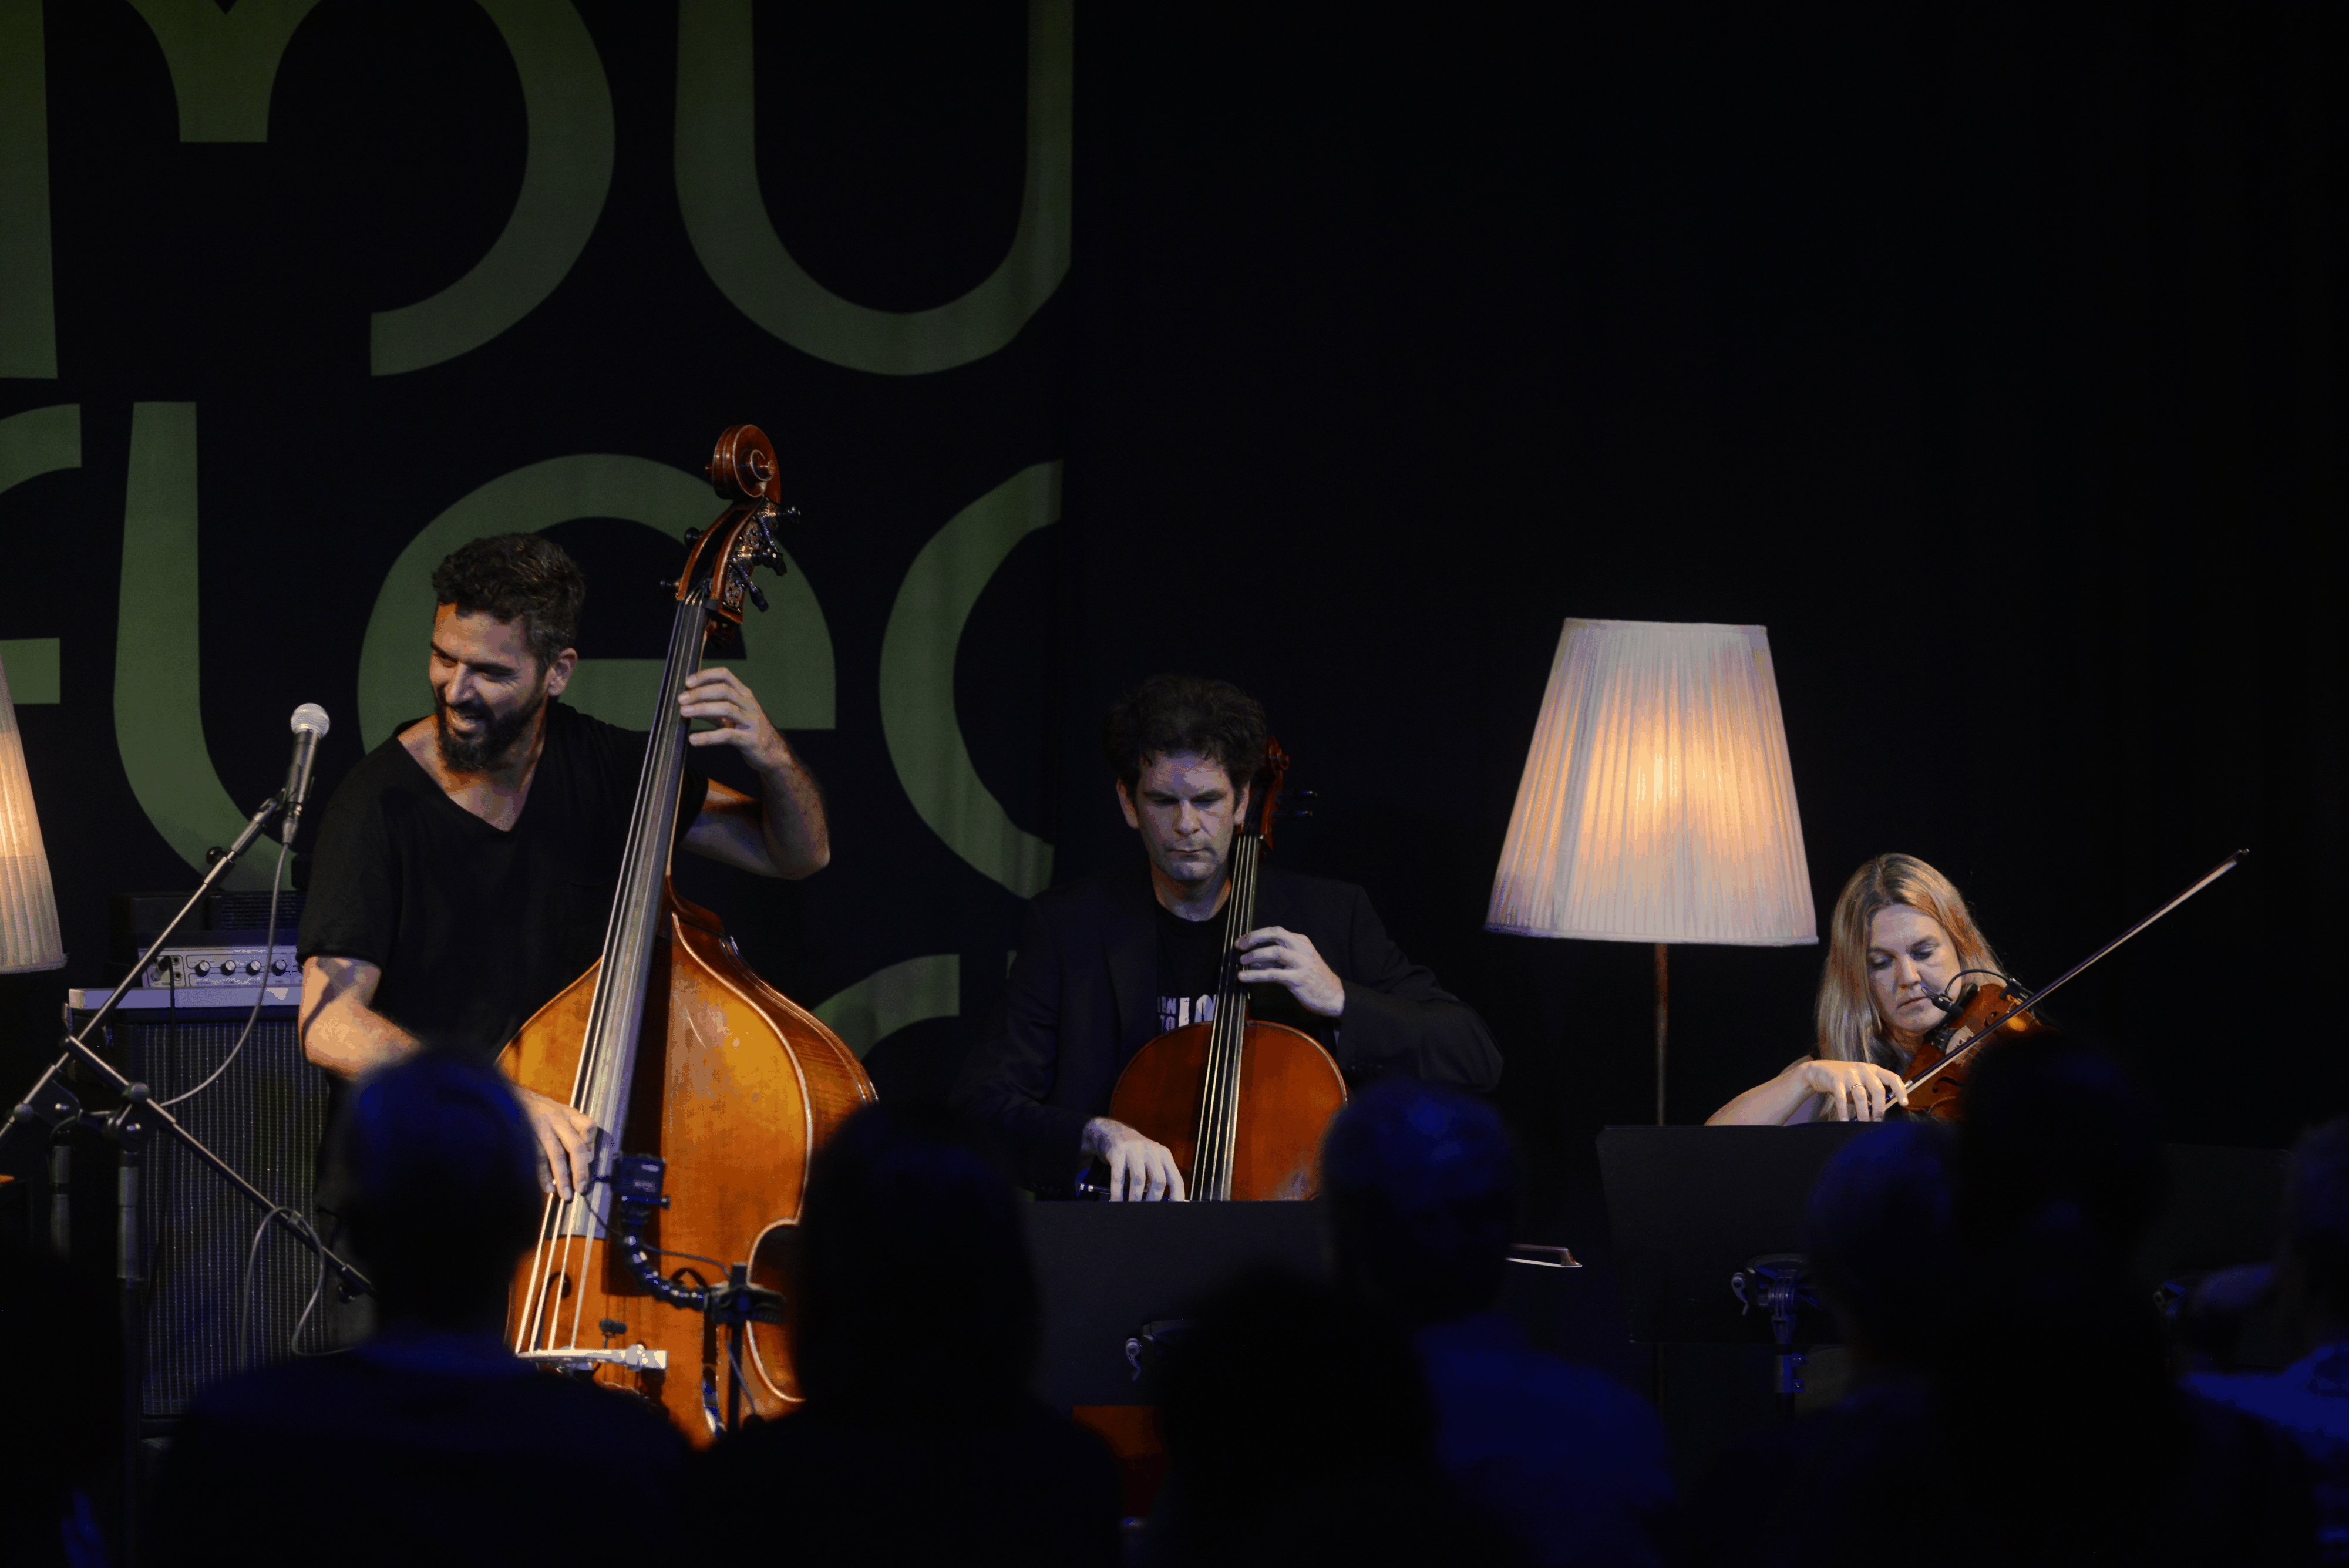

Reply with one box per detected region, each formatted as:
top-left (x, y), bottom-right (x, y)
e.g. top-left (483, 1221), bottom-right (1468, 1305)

top-left (1488, 619), bottom-right (1816, 947)
top-left (0, 650), bottom-right (65, 974)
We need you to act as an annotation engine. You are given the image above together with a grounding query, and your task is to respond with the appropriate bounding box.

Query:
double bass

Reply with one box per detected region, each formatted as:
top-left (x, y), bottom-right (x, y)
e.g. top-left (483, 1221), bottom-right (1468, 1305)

top-left (502, 426), bottom-right (874, 1439)
top-left (1104, 742), bottom-right (1347, 1199)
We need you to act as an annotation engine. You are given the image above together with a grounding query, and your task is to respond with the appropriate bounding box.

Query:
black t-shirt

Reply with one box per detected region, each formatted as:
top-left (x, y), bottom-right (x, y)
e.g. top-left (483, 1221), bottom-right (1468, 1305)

top-left (1154, 900), bottom-right (1228, 1036)
top-left (298, 700), bottom-right (708, 1059)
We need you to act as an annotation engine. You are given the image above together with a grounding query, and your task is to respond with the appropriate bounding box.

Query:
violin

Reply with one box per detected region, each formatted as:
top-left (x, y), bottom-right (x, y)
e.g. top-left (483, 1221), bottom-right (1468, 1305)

top-left (1898, 977), bottom-right (2051, 1121)
top-left (1100, 740), bottom-right (1347, 1200)
top-left (1894, 849), bottom-right (2249, 1121)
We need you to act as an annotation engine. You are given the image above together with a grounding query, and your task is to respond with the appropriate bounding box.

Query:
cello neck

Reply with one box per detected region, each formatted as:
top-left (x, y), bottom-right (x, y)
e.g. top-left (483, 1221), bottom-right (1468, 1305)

top-left (1190, 827), bottom-right (1265, 1202)
top-left (570, 587), bottom-right (711, 1138)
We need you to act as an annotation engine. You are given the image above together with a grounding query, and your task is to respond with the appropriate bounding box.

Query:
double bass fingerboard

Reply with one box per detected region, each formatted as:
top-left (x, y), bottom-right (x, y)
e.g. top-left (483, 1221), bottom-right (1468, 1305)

top-left (556, 586), bottom-right (710, 1236)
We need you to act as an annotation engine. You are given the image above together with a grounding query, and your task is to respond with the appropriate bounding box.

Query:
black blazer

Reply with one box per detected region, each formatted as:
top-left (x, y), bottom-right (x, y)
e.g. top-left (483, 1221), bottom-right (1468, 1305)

top-left (953, 861), bottom-right (1503, 1194)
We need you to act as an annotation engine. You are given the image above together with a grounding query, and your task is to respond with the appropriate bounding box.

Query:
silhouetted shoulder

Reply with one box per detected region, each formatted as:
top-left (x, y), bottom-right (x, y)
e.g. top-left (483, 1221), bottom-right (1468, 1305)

top-left (697, 1401), bottom-right (1120, 1566)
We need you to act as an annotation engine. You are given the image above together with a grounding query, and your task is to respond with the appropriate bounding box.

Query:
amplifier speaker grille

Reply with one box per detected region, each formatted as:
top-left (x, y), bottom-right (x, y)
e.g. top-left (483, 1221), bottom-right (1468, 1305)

top-left (111, 1012), bottom-right (361, 1416)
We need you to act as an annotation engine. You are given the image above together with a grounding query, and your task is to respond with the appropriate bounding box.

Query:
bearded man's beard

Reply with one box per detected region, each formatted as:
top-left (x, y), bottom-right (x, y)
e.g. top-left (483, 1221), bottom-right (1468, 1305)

top-left (435, 684), bottom-right (544, 774)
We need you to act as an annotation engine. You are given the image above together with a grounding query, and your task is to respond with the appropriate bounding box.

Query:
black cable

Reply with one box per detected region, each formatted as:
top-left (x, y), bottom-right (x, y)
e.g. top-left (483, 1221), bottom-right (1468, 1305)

top-left (286, 1210), bottom-right (349, 1358)
top-left (238, 1204), bottom-right (300, 1371)
top-left (580, 1183), bottom-right (731, 1271)
top-left (159, 829), bottom-right (294, 1110)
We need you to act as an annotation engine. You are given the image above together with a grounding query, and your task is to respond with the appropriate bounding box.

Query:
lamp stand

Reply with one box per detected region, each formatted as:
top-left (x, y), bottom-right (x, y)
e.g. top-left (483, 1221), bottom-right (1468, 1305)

top-left (1653, 943), bottom-right (1668, 1126)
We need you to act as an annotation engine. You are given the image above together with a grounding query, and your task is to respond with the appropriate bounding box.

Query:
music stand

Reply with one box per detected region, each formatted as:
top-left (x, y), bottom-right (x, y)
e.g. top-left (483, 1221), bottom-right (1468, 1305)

top-left (1022, 1202), bottom-right (1327, 1408)
top-left (1598, 1124), bottom-right (1866, 1344)
top-left (1597, 1123), bottom-right (1870, 1421)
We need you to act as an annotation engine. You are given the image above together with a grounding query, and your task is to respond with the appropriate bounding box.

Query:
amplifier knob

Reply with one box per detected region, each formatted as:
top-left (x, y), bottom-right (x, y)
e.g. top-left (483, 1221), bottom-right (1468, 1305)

top-left (245, 960), bottom-right (263, 975)
top-left (271, 958), bottom-right (289, 975)
top-left (192, 960), bottom-right (210, 977)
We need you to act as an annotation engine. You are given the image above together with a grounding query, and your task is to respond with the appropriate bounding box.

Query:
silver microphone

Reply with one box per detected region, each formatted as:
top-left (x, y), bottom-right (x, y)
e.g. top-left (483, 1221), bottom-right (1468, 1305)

top-left (282, 704), bottom-right (331, 841)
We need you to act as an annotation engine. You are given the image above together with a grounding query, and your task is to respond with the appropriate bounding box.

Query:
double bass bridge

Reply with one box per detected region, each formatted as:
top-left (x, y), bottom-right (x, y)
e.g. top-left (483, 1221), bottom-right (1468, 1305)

top-left (519, 1344), bottom-right (669, 1373)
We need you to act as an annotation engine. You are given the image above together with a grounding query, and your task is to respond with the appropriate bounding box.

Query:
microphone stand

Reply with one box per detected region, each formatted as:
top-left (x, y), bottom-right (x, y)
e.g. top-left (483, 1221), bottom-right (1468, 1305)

top-left (3, 789), bottom-right (373, 1564)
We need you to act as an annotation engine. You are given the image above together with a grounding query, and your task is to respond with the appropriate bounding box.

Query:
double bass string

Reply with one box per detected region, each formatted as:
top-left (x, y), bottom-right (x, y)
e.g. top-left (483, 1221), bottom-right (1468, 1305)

top-left (521, 587), bottom-right (710, 1356)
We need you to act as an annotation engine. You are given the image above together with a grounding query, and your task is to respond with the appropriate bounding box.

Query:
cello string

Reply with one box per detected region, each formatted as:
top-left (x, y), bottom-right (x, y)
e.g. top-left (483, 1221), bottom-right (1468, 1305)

top-left (1203, 840), bottom-right (1241, 1196)
top-left (1194, 839), bottom-right (1231, 1195)
top-left (1226, 830), bottom-right (1261, 1195)
top-left (1226, 829), bottom-right (1259, 1196)
top-left (1202, 829), bottom-right (1257, 1199)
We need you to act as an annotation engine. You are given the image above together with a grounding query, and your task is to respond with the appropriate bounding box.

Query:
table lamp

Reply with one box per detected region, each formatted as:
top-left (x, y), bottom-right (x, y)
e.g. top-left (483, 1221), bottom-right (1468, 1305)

top-left (0, 648), bottom-right (63, 975)
top-left (1488, 619), bottom-right (1815, 1122)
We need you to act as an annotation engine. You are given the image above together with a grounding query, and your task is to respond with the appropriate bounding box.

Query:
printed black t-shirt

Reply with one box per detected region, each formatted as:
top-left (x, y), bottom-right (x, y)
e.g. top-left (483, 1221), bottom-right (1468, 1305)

top-left (297, 700), bottom-right (708, 1060)
top-left (1153, 900), bottom-right (1228, 1036)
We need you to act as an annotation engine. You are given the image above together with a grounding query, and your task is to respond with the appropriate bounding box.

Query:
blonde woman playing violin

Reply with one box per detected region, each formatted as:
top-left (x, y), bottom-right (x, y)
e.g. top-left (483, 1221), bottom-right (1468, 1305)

top-left (1707, 854), bottom-right (2008, 1126)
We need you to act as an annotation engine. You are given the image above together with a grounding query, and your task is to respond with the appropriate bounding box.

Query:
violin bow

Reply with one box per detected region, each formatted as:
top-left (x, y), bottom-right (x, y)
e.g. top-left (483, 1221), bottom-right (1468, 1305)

top-left (1901, 847), bottom-right (2250, 1098)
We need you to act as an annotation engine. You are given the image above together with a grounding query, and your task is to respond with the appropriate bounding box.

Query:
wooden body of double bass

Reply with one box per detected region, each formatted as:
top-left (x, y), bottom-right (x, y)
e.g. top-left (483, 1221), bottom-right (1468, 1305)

top-left (502, 881), bottom-right (873, 1441)
top-left (1109, 1019), bottom-right (1346, 1200)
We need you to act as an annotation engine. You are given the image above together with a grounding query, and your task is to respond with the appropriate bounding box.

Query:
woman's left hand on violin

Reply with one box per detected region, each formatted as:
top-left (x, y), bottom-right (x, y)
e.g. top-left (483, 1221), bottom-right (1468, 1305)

top-left (1236, 927), bottom-right (1345, 1017)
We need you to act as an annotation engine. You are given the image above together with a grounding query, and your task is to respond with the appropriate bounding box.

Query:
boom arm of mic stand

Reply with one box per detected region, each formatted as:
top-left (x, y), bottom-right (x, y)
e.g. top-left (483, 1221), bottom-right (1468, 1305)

top-left (1, 790), bottom-right (375, 1299)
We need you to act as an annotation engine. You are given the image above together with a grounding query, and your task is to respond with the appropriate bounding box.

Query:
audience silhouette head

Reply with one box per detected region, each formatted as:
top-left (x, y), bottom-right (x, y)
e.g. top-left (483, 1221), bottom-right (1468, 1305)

top-left (1320, 1078), bottom-right (1517, 1327)
top-left (2280, 1115), bottom-right (2349, 1348)
top-left (1802, 1119), bottom-right (1957, 1371)
top-left (1159, 1270), bottom-right (1469, 1566)
top-left (328, 1048), bottom-right (540, 1326)
top-left (1956, 1033), bottom-right (2165, 1262)
top-left (794, 1101), bottom-right (1038, 1418)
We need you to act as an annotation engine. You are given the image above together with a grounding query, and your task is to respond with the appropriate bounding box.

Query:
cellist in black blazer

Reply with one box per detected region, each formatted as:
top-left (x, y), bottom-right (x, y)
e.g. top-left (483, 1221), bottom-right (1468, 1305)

top-left (951, 676), bottom-right (1503, 1199)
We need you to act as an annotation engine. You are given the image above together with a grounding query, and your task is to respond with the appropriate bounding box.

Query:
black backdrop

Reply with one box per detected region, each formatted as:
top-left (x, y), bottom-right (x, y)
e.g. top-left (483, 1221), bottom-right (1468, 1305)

top-left (2, 4), bottom-right (2341, 1235)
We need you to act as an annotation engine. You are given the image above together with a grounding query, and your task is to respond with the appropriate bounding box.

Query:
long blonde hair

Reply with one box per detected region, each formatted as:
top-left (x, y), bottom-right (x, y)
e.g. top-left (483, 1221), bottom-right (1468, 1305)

top-left (1814, 854), bottom-right (2004, 1065)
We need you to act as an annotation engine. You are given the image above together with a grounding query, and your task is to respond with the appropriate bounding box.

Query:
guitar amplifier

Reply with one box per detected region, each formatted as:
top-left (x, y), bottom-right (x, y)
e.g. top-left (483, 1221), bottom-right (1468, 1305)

top-left (69, 989), bottom-right (362, 1418)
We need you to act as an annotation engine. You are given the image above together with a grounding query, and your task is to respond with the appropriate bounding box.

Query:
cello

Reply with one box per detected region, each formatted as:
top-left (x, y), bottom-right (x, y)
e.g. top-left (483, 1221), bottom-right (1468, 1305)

top-left (502, 425), bottom-right (874, 1439)
top-left (1104, 741), bottom-right (1347, 1200)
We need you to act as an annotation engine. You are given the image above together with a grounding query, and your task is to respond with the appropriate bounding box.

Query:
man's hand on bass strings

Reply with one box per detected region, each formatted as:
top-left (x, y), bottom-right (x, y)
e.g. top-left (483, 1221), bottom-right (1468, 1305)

top-left (517, 1086), bottom-right (601, 1199)
top-left (1234, 927), bottom-right (1345, 1017)
top-left (679, 668), bottom-right (796, 775)
top-left (1082, 1117), bottom-right (1186, 1202)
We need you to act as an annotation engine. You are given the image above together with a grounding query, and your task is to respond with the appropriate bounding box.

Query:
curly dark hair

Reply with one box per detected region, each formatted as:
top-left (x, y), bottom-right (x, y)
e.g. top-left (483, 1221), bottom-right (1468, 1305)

top-left (1102, 674), bottom-right (1268, 795)
top-left (429, 534), bottom-right (585, 671)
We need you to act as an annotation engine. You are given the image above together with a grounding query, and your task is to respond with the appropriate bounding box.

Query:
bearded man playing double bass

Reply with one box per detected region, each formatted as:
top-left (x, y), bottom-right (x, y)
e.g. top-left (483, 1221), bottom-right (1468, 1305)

top-left (297, 534), bottom-right (828, 1199)
top-left (953, 675), bottom-right (1504, 1200)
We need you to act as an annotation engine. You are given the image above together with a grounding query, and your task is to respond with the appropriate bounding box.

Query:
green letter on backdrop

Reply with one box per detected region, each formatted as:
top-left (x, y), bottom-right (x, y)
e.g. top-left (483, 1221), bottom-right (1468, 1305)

top-left (115, 404), bottom-right (274, 885)
top-left (0, 0), bottom-right (56, 378)
top-left (371, 0), bottom-right (615, 376)
top-left (879, 462), bottom-right (1058, 898)
top-left (126, 0), bottom-right (322, 143)
top-left (674, 0), bottom-right (1072, 376)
